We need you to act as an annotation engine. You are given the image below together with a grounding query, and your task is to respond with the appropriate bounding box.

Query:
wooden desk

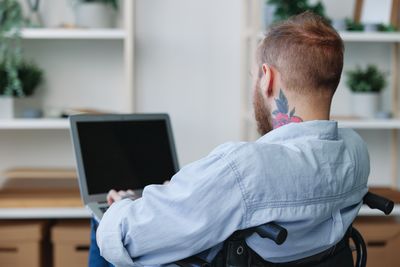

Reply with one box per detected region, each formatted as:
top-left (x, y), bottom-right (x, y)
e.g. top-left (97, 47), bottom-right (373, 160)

top-left (0, 189), bottom-right (90, 219)
top-left (0, 189), bottom-right (82, 208)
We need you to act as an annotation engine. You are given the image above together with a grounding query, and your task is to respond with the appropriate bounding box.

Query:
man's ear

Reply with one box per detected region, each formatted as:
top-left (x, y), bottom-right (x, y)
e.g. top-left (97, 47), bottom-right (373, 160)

top-left (261, 64), bottom-right (274, 98)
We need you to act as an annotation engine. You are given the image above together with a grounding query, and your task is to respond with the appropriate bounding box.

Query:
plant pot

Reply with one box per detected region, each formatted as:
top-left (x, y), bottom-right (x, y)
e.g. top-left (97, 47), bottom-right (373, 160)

top-left (0, 96), bottom-right (42, 119)
top-left (364, 23), bottom-right (379, 32)
top-left (352, 92), bottom-right (380, 118)
top-left (0, 97), bottom-right (15, 118)
top-left (75, 3), bottom-right (115, 28)
top-left (331, 19), bottom-right (347, 32)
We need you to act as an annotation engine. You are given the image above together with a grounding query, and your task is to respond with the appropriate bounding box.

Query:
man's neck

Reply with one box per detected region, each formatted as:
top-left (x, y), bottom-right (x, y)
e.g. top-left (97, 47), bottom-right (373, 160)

top-left (271, 89), bottom-right (330, 129)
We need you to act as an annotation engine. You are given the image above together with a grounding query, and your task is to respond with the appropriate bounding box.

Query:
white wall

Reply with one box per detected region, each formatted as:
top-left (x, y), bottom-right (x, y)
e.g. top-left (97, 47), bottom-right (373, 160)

top-left (135, 0), bottom-right (243, 165)
top-left (319, 0), bottom-right (355, 20)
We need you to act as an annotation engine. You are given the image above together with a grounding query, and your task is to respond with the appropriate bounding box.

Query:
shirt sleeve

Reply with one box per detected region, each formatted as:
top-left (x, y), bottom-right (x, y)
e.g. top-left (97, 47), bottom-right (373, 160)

top-left (96, 146), bottom-right (247, 266)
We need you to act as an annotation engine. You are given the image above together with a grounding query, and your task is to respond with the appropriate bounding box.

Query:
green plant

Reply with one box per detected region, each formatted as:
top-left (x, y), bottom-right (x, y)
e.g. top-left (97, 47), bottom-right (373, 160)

top-left (346, 65), bottom-right (386, 93)
top-left (80, 0), bottom-right (118, 10)
top-left (0, 0), bottom-right (25, 96)
top-left (377, 23), bottom-right (397, 32)
top-left (0, 61), bottom-right (43, 96)
top-left (267, 0), bottom-right (326, 22)
top-left (345, 19), bottom-right (397, 32)
top-left (345, 19), bottom-right (364, 31)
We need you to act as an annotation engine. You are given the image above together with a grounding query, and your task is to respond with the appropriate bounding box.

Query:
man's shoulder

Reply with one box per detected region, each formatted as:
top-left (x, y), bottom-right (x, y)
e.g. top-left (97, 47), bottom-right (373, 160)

top-left (338, 126), bottom-right (367, 141)
top-left (338, 127), bottom-right (363, 141)
top-left (338, 128), bottom-right (369, 156)
top-left (338, 127), bottom-right (370, 178)
top-left (209, 141), bottom-right (262, 160)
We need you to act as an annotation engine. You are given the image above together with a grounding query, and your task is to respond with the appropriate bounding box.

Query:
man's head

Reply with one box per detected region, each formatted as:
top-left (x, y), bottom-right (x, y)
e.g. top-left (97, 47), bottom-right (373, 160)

top-left (253, 11), bottom-right (344, 135)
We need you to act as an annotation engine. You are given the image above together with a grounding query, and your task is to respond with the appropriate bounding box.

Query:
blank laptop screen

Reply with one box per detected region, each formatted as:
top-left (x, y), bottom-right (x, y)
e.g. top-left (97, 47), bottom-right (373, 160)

top-left (77, 120), bottom-right (177, 195)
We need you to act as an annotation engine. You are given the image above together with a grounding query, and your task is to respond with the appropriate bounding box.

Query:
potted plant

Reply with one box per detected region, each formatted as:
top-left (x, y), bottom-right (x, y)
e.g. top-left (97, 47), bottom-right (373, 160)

top-left (0, 0), bottom-right (24, 94)
top-left (346, 65), bottom-right (386, 118)
top-left (1, 0), bottom-right (44, 118)
top-left (267, 0), bottom-right (327, 22)
top-left (0, 61), bottom-right (43, 118)
top-left (345, 19), bottom-right (364, 31)
top-left (1, 0), bottom-right (25, 118)
top-left (75, 0), bottom-right (118, 28)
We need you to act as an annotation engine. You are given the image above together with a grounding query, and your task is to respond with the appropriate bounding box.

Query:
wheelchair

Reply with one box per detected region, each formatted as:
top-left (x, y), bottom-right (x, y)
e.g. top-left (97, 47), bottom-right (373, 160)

top-left (174, 191), bottom-right (395, 267)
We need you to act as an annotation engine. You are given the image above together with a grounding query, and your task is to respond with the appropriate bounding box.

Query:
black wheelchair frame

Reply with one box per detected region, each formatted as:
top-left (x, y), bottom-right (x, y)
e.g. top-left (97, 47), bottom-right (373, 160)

top-left (175, 191), bottom-right (394, 267)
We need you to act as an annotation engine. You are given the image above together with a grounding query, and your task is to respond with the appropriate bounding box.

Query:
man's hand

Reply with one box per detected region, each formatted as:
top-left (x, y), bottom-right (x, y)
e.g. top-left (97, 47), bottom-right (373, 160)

top-left (106, 181), bottom-right (170, 205)
top-left (106, 189), bottom-right (138, 205)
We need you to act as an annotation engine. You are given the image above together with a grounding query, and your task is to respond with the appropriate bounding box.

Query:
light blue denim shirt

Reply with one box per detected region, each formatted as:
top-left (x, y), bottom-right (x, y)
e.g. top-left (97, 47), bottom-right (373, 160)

top-left (97, 120), bottom-right (369, 266)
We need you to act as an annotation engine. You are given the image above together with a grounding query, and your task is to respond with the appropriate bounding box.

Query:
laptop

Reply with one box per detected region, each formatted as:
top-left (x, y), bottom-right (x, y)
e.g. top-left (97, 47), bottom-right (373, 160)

top-left (69, 113), bottom-right (179, 220)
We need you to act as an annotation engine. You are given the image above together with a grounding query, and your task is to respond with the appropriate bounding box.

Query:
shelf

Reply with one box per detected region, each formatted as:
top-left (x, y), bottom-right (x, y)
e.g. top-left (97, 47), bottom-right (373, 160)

top-left (359, 204), bottom-right (400, 216)
top-left (257, 31), bottom-right (400, 43)
top-left (338, 119), bottom-right (400, 129)
top-left (0, 207), bottom-right (90, 219)
top-left (0, 119), bottom-right (69, 130)
top-left (338, 31), bottom-right (400, 42)
top-left (20, 28), bottom-right (126, 40)
top-left (245, 111), bottom-right (400, 129)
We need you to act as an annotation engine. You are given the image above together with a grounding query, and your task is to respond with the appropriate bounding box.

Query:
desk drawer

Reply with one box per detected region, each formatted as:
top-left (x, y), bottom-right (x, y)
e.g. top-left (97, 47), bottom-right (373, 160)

top-left (51, 220), bottom-right (90, 267)
top-left (354, 217), bottom-right (400, 267)
top-left (0, 221), bottom-right (47, 267)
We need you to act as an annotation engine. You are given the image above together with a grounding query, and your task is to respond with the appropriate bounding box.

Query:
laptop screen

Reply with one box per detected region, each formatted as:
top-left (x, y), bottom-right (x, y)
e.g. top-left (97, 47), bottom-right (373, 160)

top-left (76, 119), bottom-right (177, 194)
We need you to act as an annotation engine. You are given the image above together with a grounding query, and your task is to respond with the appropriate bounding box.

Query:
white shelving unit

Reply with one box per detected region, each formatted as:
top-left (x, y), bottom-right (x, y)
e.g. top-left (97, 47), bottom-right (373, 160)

top-left (0, 0), bottom-right (136, 219)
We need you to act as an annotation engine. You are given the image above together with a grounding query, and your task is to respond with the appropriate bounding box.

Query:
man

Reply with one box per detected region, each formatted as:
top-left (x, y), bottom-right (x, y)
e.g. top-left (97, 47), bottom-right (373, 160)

top-left (97, 12), bottom-right (369, 266)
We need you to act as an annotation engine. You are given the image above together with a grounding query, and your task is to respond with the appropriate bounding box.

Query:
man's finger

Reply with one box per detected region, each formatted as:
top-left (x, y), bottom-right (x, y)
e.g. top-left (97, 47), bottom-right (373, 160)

top-left (106, 190), bottom-right (115, 205)
top-left (127, 189), bottom-right (135, 195)
top-left (118, 190), bottom-right (128, 197)
top-left (107, 189), bottom-right (122, 205)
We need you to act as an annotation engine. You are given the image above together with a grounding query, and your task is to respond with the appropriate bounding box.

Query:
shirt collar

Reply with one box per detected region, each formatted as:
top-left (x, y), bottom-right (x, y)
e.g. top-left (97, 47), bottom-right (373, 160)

top-left (257, 120), bottom-right (339, 143)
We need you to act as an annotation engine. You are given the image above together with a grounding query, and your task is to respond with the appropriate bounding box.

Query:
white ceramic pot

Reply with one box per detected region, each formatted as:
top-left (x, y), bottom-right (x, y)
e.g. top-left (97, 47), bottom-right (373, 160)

top-left (352, 92), bottom-right (379, 118)
top-left (0, 96), bottom-right (42, 118)
top-left (0, 96), bottom-right (15, 118)
top-left (75, 3), bottom-right (115, 28)
top-left (364, 23), bottom-right (378, 32)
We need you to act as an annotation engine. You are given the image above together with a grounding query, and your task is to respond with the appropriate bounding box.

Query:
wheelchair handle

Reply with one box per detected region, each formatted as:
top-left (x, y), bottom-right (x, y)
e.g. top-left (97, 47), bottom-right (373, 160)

top-left (363, 192), bottom-right (394, 215)
top-left (254, 222), bottom-right (288, 245)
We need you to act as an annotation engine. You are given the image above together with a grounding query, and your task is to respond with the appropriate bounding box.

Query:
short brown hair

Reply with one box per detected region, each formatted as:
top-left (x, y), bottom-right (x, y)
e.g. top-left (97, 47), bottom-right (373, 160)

top-left (257, 11), bottom-right (344, 95)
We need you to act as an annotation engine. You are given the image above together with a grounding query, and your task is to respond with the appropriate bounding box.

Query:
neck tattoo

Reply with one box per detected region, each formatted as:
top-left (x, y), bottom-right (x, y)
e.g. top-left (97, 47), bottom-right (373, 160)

top-left (272, 89), bottom-right (303, 129)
